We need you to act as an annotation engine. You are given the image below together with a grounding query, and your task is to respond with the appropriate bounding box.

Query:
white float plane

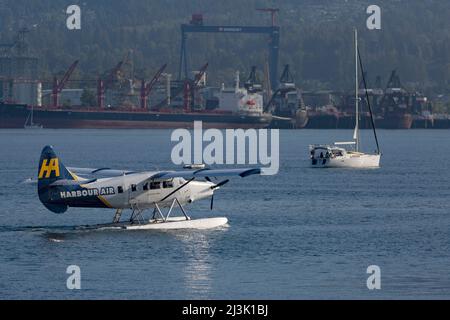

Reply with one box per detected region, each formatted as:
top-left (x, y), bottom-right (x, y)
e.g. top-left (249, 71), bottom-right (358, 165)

top-left (37, 146), bottom-right (261, 230)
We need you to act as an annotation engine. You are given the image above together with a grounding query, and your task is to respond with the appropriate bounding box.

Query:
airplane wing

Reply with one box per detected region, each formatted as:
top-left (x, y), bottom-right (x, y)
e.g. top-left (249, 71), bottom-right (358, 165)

top-left (67, 167), bottom-right (136, 178)
top-left (149, 168), bottom-right (261, 180)
top-left (68, 166), bottom-right (261, 181)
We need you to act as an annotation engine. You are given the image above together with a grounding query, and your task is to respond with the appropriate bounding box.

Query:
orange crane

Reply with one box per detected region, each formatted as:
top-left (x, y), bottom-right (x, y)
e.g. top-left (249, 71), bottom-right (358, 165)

top-left (140, 64), bottom-right (167, 109)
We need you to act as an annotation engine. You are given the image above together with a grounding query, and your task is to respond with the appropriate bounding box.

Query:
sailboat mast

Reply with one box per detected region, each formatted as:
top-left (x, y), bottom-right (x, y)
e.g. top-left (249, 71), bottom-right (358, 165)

top-left (358, 48), bottom-right (381, 155)
top-left (354, 28), bottom-right (360, 152)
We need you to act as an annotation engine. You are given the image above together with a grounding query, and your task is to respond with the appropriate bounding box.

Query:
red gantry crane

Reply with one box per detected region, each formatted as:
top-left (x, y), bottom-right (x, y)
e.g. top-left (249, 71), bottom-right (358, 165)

top-left (140, 64), bottom-right (167, 110)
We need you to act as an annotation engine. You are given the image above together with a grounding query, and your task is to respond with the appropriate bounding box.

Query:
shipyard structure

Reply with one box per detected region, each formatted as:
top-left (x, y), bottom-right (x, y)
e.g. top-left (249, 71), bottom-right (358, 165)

top-left (1, 14), bottom-right (448, 129)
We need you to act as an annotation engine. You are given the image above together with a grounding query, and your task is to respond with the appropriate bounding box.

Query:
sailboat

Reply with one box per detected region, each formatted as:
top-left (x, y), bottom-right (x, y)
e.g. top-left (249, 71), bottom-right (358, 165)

top-left (309, 29), bottom-right (381, 168)
top-left (24, 105), bottom-right (43, 129)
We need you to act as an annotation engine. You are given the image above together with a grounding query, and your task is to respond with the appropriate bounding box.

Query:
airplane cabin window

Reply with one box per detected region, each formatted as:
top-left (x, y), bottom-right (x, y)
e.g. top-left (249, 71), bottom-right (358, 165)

top-left (150, 182), bottom-right (160, 190)
top-left (163, 180), bottom-right (174, 188)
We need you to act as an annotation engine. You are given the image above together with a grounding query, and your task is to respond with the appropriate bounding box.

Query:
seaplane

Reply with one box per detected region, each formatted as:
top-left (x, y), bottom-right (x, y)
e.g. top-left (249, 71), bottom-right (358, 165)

top-left (37, 145), bottom-right (261, 230)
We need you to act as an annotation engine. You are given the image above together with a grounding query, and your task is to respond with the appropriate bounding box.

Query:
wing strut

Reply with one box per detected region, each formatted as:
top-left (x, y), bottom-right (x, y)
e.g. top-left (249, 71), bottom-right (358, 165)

top-left (159, 177), bottom-right (195, 202)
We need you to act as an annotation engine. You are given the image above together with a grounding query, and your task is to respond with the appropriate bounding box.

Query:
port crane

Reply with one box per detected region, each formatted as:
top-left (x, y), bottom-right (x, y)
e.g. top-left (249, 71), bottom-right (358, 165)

top-left (140, 64), bottom-right (167, 109)
top-left (97, 52), bottom-right (132, 109)
top-left (184, 62), bottom-right (208, 112)
top-left (244, 66), bottom-right (263, 93)
top-left (264, 64), bottom-right (297, 113)
top-left (178, 10), bottom-right (280, 90)
top-left (40, 60), bottom-right (79, 108)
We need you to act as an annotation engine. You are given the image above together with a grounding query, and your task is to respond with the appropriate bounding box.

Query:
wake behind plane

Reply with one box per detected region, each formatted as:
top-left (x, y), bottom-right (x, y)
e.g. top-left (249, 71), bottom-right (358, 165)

top-left (37, 146), bottom-right (261, 230)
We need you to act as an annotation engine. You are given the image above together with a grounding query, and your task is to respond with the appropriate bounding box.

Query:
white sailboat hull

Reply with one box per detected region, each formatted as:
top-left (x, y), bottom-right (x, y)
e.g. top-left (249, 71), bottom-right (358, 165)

top-left (312, 153), bottom-right (380, 168)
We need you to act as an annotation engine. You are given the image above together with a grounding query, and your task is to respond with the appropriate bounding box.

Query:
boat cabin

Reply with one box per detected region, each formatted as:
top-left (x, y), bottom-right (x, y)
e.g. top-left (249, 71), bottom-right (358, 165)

top-left (309, 144), bottom-right (349, 165)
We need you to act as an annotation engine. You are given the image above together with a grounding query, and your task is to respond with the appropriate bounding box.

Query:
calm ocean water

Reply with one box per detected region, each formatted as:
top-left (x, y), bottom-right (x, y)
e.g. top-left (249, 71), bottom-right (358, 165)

top-left (0, 129), bottom-right (449, 299)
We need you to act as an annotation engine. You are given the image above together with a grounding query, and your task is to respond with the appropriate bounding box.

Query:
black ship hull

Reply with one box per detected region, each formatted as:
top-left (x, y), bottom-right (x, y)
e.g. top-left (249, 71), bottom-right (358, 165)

top-left (0, 103), bottom-right (272, 129)
top-left (376, 113), bottom-right (413, 129)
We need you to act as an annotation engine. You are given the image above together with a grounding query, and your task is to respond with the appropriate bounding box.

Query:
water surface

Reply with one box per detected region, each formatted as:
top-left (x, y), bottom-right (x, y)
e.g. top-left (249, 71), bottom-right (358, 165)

top-left (0, 129), bottom-right (449, 299)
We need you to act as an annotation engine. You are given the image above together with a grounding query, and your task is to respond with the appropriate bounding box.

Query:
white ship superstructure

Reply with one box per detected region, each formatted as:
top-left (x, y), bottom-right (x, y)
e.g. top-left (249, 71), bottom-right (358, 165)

top-left (218, 71), bottom-right (264, 116)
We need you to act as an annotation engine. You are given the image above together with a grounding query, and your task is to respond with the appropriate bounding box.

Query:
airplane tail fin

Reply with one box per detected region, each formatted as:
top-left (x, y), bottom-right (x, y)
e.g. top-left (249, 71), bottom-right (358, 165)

top-left (37, 146), bottom-right (75, 213)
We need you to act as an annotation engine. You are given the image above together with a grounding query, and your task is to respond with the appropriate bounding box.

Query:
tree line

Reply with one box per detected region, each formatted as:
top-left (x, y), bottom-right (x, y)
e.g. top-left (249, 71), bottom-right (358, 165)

top-left (0, 0), bottom-right (449, 96)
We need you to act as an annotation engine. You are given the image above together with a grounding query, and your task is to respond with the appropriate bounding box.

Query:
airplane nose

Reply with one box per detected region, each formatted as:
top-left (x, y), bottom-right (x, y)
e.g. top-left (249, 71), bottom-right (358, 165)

top-left (188, 181), bottom-right (215, 203)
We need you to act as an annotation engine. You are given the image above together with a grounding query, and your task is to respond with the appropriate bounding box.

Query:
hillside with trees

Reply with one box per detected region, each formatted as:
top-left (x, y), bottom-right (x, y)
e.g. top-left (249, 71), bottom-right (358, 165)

top-left (0, 0), bottom-right (449, 94)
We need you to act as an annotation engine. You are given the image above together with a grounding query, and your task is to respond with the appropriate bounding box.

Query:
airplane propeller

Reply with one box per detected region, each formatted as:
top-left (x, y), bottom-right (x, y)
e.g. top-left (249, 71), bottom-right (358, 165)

top-left (209, 179), bottom-right (229, 210)
top-left (210, 179), bottom-right (229, 190)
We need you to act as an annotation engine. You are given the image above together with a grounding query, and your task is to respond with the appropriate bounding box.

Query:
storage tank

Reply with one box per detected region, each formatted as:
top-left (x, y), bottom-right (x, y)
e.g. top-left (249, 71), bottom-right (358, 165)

top-left (12, 81), bottom-right (40, 105)
top-left (36, 82), bottom-right (42, 107)
top-left (0, 79), bottom-right (13, 102)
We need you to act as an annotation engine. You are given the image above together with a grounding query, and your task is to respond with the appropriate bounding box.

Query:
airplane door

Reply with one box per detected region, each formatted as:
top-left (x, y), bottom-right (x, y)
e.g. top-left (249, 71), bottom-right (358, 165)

top-left (177, 178), bottom-right (191, 203)
top-left (182, 183), bottom-right (190, 202)
top-left (119, 174), bottom-right (131, 206)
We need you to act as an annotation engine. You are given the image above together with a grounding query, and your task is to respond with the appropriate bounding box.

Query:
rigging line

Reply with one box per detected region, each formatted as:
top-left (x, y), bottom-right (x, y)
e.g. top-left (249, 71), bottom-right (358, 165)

top-left (357, 47), bottom-right (381, 155)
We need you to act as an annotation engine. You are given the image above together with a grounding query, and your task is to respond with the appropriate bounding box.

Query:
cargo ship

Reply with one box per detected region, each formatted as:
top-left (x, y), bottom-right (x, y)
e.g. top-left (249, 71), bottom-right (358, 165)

top-left (0, 64), bottom-right (274, 129)
top-left (0, 28), bottom-right (273, 130)
top-left (264, 65), bottom-right (309, 129)
top-left (305, 106), bottom-right (339, 129)
top-left (371, 71), bottom-right (413, 129)
top-left (303, 70), bottom-right (420, 129)
top-left (376, 113), bottom-right (412, 129)
top-left (0, 102), bottom-right (272, 129)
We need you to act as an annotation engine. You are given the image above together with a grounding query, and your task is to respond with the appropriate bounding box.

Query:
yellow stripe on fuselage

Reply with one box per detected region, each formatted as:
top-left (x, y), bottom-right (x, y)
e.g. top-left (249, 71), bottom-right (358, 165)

top-left (98, 195), bottom-right (113, 208)
top-left (68, 169), bottom-right (79, 181)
